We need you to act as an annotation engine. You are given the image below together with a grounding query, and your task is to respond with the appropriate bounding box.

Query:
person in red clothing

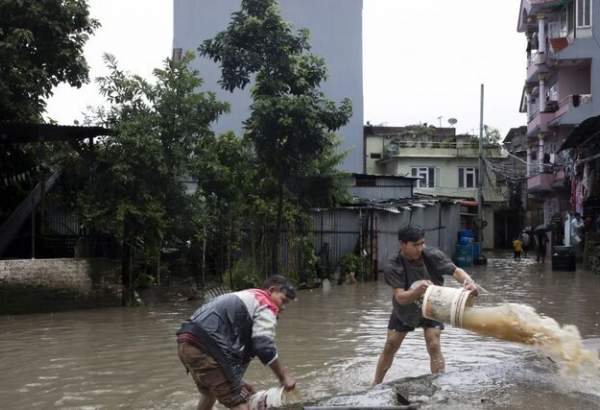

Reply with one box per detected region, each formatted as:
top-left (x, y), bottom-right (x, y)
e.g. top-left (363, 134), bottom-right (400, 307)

top-left (176, 275), bottom-right (297, 410)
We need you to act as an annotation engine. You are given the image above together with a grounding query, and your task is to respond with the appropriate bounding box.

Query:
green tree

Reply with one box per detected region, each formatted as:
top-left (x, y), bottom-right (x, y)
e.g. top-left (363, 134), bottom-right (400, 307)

top-left (67, 52), bottom-right (229, 303)
top-left (0, 0), bottom-right (99, 122)
top-left (200, 0), bottom-right (352, 274)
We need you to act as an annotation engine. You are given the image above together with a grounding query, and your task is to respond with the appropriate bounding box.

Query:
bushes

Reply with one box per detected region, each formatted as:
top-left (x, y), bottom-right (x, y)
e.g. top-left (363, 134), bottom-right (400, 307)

top-left (223, 258), bottom-right (263, 290)
top-left (340, 253), bottom-right (365, 281)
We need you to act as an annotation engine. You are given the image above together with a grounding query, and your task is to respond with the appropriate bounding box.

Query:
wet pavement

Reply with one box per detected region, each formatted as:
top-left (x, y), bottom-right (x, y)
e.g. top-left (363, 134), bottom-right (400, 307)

top-left (1, 252), bottom-right (599, 409)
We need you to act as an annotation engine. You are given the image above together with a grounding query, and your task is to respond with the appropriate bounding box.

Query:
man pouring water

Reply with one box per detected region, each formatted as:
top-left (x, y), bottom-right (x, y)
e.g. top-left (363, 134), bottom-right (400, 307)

top-left (372, 225), bottom-right (478, 385)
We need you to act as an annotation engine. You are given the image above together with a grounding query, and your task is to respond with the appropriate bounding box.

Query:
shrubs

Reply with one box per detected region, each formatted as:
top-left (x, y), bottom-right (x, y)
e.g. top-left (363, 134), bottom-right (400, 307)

top-left (340, 253), bottom-right (365, 281)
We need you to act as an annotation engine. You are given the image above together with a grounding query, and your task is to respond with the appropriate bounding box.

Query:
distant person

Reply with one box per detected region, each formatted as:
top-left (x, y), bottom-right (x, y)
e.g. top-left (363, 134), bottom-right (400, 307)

top-left (372, 225), bottom-right (478, 385)
top-left (176, 275), bottom-right (297, 410)
top-left (520, 230), bottom-right (531, 257)
top-left (512, 237), bottom-right (523, 261)
top-left (571, 213), bottom-right (584, 245)
top-left (536, 233), bottom-right (549, 263)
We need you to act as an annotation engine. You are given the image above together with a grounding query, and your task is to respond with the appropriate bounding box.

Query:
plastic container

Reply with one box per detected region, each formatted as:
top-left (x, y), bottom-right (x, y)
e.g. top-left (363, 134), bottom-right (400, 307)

top-left (472, 242), bottom-right (481, 260)
top-left (421, 285), bottom-right (475, 328)
top-left (248, 387), bottom-right (300, 410)
top-left (454, 243), bottom-right (473, 267)
top-left (458, 236), bottom-right (473, 245)
top-left (551, 246), bottom-right (576, 271)
top-left (458, 229), bottom-right (474, 244)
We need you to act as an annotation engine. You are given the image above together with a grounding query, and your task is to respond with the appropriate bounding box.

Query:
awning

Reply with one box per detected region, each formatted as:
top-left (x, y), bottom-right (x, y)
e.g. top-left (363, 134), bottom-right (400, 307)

top-left (558, 115), bottom-right (600, 152)
top-left (0, 123), bottom-right (113, 144)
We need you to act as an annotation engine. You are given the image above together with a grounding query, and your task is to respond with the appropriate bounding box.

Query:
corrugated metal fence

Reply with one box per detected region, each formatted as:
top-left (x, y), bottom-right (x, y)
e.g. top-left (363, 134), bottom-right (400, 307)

top-left (308, 202), bottom-right (460, 277)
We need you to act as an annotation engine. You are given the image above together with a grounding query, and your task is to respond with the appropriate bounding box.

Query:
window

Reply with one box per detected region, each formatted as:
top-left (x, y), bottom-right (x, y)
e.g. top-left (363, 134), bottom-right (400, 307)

top-left (577, 0), bottom-right (592, 28)
top-left (411, 167), bottom-right (435, 188)
top-left (458, 167), bottom-right (479, 188)
top-left (369, 153), bottom-right (382, 159)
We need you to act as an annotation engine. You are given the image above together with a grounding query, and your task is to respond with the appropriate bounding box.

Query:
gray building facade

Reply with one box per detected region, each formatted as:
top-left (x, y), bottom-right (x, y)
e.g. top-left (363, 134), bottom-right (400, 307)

top-left (173, 0), bottom-right (364, 173)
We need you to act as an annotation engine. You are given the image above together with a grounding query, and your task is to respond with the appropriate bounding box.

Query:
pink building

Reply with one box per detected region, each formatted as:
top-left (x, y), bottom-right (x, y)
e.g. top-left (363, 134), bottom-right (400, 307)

top-left (517, 0), bottom-right (599, 226)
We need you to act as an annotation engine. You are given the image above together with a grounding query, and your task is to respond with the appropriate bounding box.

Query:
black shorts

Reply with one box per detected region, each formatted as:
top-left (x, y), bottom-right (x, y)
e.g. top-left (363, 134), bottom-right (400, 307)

top-left (388, 312), bottom-right (444, 333)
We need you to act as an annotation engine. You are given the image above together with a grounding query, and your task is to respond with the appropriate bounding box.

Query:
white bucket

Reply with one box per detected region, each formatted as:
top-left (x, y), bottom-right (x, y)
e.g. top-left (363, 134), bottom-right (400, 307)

top-left (421, 285), bottom-right (474, 328)
top-left (248, 386), bottom-right (300, 410)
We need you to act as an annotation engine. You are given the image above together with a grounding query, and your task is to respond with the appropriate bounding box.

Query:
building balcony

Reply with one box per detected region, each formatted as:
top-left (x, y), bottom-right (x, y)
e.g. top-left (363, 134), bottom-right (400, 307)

top-left (550, 94), bottom-right (593, 127)
top-left (551, 169), bottom-right (567, 190)
top-left (526, 52), bottom-right (550, 84)
top-left (383, 140), bottom-right (504, 159)
top-left (527, 93), bottom-right (592, 137)
top-left (527, 111), bottom-right (554, 137)
top-left (527, 172), bottom-right (555, 194)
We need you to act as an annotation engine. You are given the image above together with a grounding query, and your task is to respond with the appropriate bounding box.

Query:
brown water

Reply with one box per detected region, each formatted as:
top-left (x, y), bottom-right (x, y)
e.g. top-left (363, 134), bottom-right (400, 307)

top-left (462, 304), bottom-right (600, 373)
top-left (1, 253), bottom-right (600, 409)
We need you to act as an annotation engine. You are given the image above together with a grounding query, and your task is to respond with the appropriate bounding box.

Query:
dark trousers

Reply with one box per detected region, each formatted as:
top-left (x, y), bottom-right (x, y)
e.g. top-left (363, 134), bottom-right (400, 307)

top-left (536, 247), bottom-right (546, 263)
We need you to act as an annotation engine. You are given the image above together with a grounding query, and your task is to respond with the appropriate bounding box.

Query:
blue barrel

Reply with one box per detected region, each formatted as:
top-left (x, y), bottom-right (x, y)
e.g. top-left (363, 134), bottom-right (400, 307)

top-left (458, 229), bottom-right (475, 245)
top-left (472, 242), bottom-right (481, 259)
top-left (455, 243), bottom-right (473, 267)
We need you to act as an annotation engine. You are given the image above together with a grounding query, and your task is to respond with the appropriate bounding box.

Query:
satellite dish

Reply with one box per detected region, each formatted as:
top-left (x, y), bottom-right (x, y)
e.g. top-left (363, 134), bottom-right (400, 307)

top-left (448, 118), bottom-right (458, 126)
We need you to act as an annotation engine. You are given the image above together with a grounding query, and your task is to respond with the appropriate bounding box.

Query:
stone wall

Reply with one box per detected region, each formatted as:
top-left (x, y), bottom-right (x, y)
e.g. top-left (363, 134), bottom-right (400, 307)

top-left (0, 258), bottom-right (122, 314)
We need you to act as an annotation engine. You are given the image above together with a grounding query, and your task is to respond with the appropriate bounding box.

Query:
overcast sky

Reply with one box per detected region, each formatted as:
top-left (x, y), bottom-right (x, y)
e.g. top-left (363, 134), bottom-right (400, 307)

top-left (46, 0), bottom-right (527, 137)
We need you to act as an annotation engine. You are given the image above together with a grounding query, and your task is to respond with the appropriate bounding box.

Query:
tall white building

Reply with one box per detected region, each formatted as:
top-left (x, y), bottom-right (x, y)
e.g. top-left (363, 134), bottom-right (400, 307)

top-left (173, 0), bottom-right (364, 173)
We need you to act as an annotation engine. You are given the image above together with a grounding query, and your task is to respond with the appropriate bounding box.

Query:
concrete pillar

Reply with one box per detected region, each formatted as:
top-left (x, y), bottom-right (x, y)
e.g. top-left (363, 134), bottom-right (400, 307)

top-left (538, 14), bottom-right (546, 53)
top-left (539, 76), bottom-right (546, 112)
top-left (538, 133), bottom-right (545, 173)
top-left (526, 146), bottom-right (531, 177)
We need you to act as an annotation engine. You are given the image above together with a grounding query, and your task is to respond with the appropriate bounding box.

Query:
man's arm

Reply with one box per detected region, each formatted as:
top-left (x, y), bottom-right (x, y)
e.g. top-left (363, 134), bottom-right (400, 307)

top-left (269, 358), bottom-right (296, 390)
top-left (392, 280), bottom-right (431, 304)
top-left (452, 267), bottom-right (478, 295)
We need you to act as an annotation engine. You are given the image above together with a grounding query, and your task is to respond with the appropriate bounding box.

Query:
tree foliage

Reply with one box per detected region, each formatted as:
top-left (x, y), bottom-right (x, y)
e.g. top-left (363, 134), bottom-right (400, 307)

top-left (0, 0), bottom-right (99, 122)
top-left (82, 52), bottom-right (228, 243)
top-left (56, 52), bottom-right (231, 300)
top-left (200, 0), bottom-right (352, 273)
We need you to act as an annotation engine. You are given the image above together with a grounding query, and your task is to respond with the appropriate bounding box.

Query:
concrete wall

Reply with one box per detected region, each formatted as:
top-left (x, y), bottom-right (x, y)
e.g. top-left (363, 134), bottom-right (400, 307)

top-left (558, 64), bottom-right (591, 97)
top-left (173, 0), bottom-right (364, 173)
top-left (0, 258), bottom-right (121, 314)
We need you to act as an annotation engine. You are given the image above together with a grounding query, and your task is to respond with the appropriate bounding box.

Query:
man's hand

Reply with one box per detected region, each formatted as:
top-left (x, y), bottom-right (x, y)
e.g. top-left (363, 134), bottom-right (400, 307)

top-left (410, 279), bottom-right (432, 297)
top-left (281, 374), bottom-right (296, 391)
top-left (463, 279), bottom-right (479, 296)
top-left (270, 358), bottom-right (296, 391)
top-left (240, 381), bottom-right (255, 399)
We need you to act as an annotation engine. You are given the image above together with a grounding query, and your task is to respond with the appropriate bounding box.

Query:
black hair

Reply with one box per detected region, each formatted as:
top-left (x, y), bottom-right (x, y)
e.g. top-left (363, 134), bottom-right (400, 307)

top-left (398, 225), bottom-right (425, 243)
top-left (263, 274), bottom-right (297, 300)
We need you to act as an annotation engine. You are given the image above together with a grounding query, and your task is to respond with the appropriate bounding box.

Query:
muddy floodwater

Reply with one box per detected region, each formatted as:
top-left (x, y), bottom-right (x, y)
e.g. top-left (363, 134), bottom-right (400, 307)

top-left (1, 253), bottom-right (600, 409)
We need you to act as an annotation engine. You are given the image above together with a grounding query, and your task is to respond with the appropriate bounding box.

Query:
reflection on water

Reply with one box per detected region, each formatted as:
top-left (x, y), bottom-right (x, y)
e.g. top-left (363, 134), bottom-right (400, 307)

top-left (1, 253), bottom-right (600, 409)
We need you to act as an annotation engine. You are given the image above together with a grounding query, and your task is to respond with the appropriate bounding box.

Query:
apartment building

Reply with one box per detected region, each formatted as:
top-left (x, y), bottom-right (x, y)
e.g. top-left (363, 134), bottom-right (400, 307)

top-left (517, 0), bottom-right (600, 226)
top-left (173, 0), bottom-right (364, 173)
top-left (364, 125), bottom-right (509, 248)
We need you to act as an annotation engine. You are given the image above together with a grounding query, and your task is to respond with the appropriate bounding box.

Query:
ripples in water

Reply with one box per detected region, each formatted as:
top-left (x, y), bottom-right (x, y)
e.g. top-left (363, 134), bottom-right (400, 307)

top-left (0, 253), bottom-right (599, 409)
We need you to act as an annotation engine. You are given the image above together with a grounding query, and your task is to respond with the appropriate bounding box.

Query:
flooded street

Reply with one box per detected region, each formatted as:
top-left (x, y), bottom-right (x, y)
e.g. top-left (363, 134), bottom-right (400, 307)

top-left (1, 253), bottom-right (600, 409)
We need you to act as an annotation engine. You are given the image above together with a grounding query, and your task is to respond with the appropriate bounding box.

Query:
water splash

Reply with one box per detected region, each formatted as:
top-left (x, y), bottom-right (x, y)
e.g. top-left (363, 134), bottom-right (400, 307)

top-left (462, 303), bottom-right (600, 374)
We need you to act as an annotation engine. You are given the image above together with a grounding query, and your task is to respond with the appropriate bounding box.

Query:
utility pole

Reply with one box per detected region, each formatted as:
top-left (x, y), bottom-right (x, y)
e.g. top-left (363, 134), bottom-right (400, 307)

top-left (476, 84), bottom-right (487, 265)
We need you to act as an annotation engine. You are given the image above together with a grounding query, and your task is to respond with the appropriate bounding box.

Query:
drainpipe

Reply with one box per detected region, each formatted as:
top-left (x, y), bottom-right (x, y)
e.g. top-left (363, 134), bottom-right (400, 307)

top-left (539, 76), bottom-right (546, 113)
top-left (538, 133), bottom-right (545, 174)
